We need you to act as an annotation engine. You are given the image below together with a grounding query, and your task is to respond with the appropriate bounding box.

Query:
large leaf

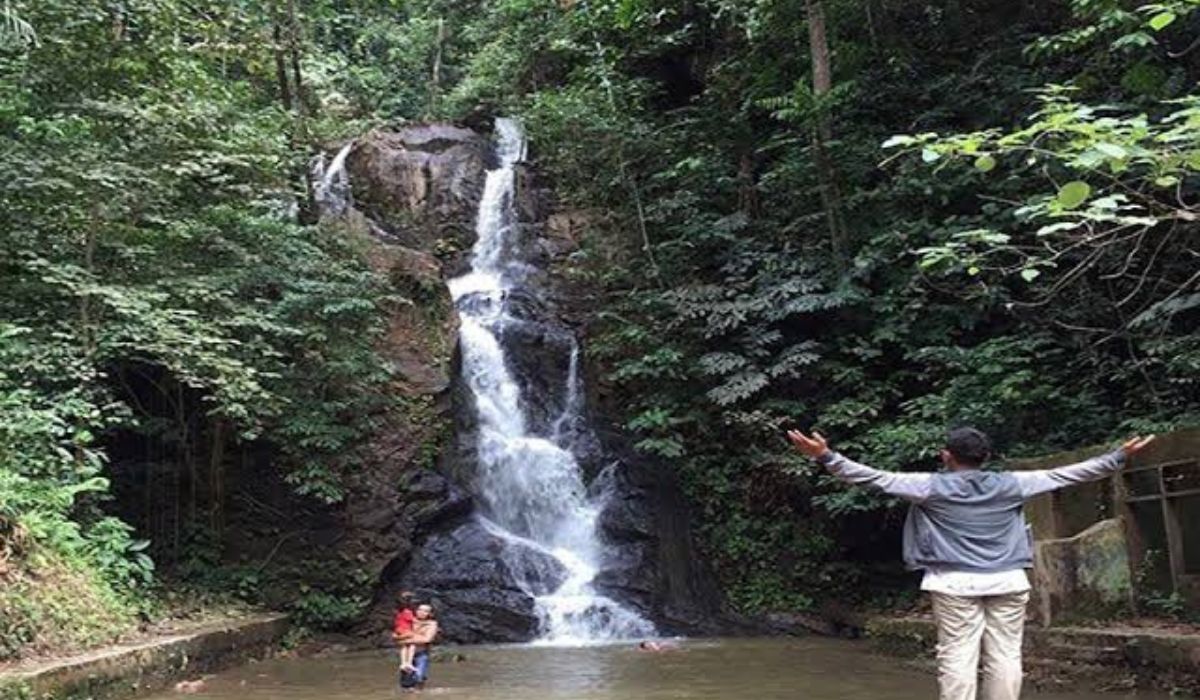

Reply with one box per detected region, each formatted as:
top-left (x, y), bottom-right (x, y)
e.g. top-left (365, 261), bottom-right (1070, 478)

top-left (1055, 181), bottom-right (1091, 209)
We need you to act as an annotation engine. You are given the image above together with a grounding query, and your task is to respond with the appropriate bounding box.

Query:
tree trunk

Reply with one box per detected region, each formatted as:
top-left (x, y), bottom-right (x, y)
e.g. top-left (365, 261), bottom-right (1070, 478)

top-left (806, 0), bottom-right (848, 265)
top-left (273, 23), bottom-right (292, 111)
top-left (209, 419), bottom-right (227, 538)
top-left (286, 0), bottom-right (305, 114)
top-left (808, 0), bottom-right (832, 100)
top-left (74, 207), bottom-right (100, 468)
top-left (178, 382), bottom-right (197, 527)
top-left (428, 17), bottom-right (446, 117)
top-left (864, 0), bottom-right (879, 50)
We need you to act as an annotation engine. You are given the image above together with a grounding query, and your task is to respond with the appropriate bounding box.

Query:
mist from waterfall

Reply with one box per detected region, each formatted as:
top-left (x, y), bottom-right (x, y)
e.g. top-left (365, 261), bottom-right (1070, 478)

top-left (448, 118), bottom-right (654, 644)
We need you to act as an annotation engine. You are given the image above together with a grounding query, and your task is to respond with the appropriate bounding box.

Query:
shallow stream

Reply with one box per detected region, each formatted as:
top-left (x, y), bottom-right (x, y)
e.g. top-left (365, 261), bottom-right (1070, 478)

top-left (141, 637), bottom-right (1168, 700)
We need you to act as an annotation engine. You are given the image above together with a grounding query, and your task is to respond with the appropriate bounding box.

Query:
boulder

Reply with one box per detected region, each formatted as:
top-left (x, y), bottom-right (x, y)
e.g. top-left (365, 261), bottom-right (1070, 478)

top-left (346, 125), bottom-right (489, 256)
top-left (410, 587), bottom-right (543, 644)
top-left (392, 519), bottom-right (569, 643)
top-left (494, 317), bottom-right (576, 437)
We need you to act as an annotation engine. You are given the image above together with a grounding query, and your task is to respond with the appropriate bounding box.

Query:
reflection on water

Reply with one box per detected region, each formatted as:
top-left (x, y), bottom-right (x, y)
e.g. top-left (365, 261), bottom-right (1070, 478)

top-left (142, 637), bottom-right (1165, 700)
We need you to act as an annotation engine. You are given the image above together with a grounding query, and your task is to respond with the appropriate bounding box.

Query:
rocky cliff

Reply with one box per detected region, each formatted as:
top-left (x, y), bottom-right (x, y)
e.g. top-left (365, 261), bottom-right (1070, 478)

top-left (316, 122), bottom-right (723, 642)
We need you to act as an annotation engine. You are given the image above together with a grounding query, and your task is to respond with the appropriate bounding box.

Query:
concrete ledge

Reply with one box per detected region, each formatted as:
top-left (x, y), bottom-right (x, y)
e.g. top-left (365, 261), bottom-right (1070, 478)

top-left (0, 614), bottom-right (290, 700)
top-left (866, 615), bottom-right (1200, 692)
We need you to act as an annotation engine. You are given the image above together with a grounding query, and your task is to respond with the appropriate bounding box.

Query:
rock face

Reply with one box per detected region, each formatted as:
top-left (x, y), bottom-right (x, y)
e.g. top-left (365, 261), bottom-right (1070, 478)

top-left (396, 519), bottom-right (569, 642)
top-left (326, 122), bottom-right (722, 643)
top-left (346, 125), bottom-right (489, 260)
top-left (591, 445), bottom-right (726, 635)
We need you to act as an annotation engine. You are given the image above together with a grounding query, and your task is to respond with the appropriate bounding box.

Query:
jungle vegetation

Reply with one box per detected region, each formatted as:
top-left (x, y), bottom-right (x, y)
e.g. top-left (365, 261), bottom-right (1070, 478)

top-left (1, 0), bottom-right (1197, 659)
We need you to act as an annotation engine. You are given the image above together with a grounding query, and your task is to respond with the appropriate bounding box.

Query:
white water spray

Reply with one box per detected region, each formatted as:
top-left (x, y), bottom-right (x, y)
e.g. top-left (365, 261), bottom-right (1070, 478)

top-left (550, 340), bottom-right (581, 445)
top-left (450, 118), bottom-right (654, 644)
top-left (311, 141), bottom-right (355, 216)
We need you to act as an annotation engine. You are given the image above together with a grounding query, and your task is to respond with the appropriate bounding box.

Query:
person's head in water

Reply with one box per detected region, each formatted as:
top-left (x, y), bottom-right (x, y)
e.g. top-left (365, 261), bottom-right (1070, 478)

top-left (941, 427), bottom-right (992, 471)
top-left (398, 591), bottom-right (416, 611)
top-left (415, 603), bottom-right (434, 621)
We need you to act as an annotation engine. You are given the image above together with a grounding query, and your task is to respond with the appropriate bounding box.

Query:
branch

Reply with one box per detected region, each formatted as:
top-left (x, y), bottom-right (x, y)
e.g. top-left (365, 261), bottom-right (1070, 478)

top-left (1115, 224), bottom-right (1176, 307)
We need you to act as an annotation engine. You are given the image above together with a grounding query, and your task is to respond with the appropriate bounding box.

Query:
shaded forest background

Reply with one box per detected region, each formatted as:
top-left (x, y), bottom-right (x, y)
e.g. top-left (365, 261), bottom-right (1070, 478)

top-left (1, 0), bottom-right (1198, 659)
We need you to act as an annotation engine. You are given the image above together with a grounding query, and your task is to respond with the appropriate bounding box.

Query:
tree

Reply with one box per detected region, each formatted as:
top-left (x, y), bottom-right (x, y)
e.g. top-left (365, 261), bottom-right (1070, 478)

top-left (805, 0), bottom-right (848, 264)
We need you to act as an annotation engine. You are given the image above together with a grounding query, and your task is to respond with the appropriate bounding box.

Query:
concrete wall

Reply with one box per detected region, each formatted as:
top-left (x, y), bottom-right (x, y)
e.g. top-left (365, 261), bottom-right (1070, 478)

top-left (1032, 519), bottom-right (1132, 625)
top-left (0, 614), bottom-right (289, 700)
top-left (1009, 427), bottom-right (1200, 625)
top-left (867, 615), bottom-right (1200, 693)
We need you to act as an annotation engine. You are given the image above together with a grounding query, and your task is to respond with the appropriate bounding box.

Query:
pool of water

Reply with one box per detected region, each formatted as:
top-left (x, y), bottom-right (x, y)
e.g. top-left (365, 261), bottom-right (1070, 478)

top-left (146, 637), bottom-right (1165, 700)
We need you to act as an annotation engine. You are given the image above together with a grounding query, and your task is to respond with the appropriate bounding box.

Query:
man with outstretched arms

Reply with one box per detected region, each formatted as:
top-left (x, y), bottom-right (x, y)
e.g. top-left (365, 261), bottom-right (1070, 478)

top-left (787, 426), bottom-right (1155, 700)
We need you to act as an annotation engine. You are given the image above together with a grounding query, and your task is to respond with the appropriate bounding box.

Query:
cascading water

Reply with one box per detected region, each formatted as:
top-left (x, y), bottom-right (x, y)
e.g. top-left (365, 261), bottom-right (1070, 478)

top-left (310, 141), bottom-right (355, 216)
top-left (448, 118), bottom-right (654, 644)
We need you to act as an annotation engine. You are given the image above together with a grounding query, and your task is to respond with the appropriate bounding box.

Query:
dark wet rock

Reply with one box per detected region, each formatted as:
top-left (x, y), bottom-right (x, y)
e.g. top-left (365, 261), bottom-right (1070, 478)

top-left (762, 610), bottom-right (862, 638)
top-left (592, 464), bottom-right (656, 544)
top-left (395, 519), bottom-right (568, 643)
top-left (495, 320), bottom-right (575, 436)
top-left (513, 163), bottom-right (546, 224)
top-left (592, 541), bottom-right (657, 605)
top-left (400, 469), bottom-right (473, 536)
top-left (397, 124), bottom-right (482, 152)
top-left (402, 519), bottom-right (568, 595)
top-left (411, 587), bottom-right (543, 644)
top-left (592, 456), bottom-right (726, 636)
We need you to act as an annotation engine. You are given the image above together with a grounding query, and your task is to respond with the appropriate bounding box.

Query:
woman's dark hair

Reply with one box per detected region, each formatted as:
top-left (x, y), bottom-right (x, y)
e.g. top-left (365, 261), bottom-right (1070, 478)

top-left (946, 427), bottom-right (992, 466)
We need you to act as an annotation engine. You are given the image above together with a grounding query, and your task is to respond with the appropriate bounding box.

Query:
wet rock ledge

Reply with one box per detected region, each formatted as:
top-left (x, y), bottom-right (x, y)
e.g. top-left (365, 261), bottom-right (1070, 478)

top-left (0, 614), bottom-right (289, 700)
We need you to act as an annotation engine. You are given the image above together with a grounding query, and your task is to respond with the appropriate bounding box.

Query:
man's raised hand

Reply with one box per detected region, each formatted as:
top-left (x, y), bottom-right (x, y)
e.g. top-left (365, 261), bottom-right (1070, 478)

top-left (787, 429), bottom-right (831, 460)
top-left (1121, 435), bottom-right (1156, 456)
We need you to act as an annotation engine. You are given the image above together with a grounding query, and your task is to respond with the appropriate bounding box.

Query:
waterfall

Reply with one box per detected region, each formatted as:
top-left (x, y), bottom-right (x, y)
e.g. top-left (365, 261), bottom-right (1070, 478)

top-left (550, 339), bottom-right (581, 445)
top-left (449, 118), bottom-right (654, 644)
top-left (311, 141), bottom-right (355, 217)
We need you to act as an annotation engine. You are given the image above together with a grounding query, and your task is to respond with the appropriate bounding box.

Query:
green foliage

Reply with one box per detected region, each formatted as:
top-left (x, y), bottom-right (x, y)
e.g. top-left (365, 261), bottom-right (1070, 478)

top-left (290, 588), bottom-right (369, 630)
top-left (0, 0), bottom-right (404, 659)
top-left (1028, 0), bottom-right (1199, 56)
top-left (3, 0), bottom-right (1197, 649)
top-left (1133, 549), bottom-right (1198, 622)
top-left (406, 0), bottom-right (1200, 612)
top-left (0, 339), bottom-right (152, 660)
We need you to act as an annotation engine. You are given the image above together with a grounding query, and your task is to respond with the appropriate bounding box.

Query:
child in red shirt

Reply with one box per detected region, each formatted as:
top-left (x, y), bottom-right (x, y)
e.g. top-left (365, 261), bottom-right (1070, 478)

top-left (393, 591), bottom-right (417, 674)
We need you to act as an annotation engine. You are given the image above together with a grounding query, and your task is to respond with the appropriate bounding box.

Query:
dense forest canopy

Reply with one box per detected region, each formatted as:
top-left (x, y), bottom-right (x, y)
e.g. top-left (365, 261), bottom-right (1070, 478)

top-left (1, 0), bottom-right (1198, 658)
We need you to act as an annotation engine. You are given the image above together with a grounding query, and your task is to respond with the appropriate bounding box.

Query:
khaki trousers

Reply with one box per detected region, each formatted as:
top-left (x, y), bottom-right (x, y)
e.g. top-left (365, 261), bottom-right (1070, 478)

top-left (930, 591), bottom-right (1029, 700)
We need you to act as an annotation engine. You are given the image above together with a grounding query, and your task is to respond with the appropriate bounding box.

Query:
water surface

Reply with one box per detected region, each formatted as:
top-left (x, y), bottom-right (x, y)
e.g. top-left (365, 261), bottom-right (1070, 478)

top-left (144, 637), bottom-right (1166, 700)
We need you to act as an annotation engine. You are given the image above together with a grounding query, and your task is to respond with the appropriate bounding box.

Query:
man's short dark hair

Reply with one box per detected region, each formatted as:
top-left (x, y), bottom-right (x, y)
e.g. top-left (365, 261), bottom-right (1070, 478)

top-left (946, 427), bottom-right (992, 466)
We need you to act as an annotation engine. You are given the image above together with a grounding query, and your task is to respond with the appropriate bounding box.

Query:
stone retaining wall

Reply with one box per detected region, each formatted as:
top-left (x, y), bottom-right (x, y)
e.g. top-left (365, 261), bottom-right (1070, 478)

top-left (0, 614), bottom-right (289, 700)
top-left (867, 615), bottom-right (1200, 694)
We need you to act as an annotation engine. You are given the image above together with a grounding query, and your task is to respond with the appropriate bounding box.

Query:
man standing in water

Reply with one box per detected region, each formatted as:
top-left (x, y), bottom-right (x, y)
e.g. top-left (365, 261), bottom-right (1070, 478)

top-left (787, 426), bottom-right (1155, 700)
